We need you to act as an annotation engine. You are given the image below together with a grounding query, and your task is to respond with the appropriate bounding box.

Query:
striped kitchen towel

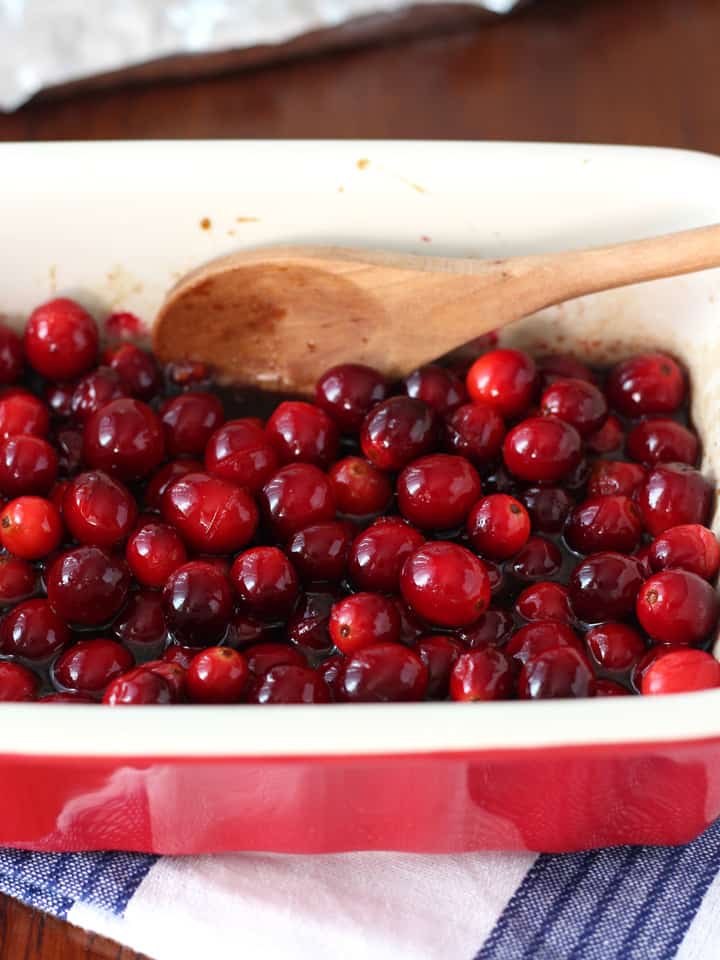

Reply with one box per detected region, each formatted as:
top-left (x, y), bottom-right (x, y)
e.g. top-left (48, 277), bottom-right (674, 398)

top-left (2, 823), bottom-right (720, 959)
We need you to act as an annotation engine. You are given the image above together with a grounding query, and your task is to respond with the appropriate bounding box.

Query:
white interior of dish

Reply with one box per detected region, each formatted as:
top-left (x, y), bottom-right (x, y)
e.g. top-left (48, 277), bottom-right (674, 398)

top-left (1, 140), bottom-right (719, 757)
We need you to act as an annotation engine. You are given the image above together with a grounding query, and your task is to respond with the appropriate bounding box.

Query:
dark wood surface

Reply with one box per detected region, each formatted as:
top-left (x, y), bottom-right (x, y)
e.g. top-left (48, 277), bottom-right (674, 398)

top-left (0, 0), bottom-right (717, 956)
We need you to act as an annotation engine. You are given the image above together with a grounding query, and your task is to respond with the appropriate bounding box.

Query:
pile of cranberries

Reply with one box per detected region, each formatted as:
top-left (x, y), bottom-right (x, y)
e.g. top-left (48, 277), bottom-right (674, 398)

top-left (0, 295), bottom-right (716, 705)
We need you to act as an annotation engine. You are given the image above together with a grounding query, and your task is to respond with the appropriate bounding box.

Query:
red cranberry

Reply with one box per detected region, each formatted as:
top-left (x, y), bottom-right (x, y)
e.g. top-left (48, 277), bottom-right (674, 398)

top-left (126, 522), bottom-right (188, 588)
top-left (0, 324), bottom-right (23, 384)
top-left (287, 521), bottom-right (353, 583)
top-left (0, 435), bottom-right (58, 497)
top-left (515, 582), bottom-right (574, 624)
top-left (0, 599), bottom-right (69, 660)
top-left (104, 311), bottom-right (145, 340)
top-left (398, 454), bottom-right (481, 531)
top-left (586, 414), bottom-right (624, 455)
top-left (417, 635), bottom-right (464, 697)
top-left (286, 591), bottom-right (336, 656)
top-left (641, 648), bottom-right (720, 695)
top-left (361, 397), bottom-right (437, 471)
top-left (83, 398), bottom-right (164, 481)
top-left (403, 364), bottom-right (467, 415)
top-left (466, 349), bottom-right (537, 418)
top-left (509, 536), bottom-right (562, 583)
top-left (56, 428), bottom-right (83, 475)
top-left (249, 664), bottom-right (330, 704)
top-left (537, 353), bottom-right (593, 385)
top-left (318, 654), bottom-right (345, 700)
top-left (649, 524), bottom-right (720, 581)
top-left (0, 661), bottom-right (37, 701)
top-left (112, 590), bottom-right (168, 652)
top-left (315, 363), bottom-right (389, 433)
top-left (144, 459), bottom-right (203, 511)
top-left (70, 366), bottom-right (125, 423)
top-left (24, 298), bottom-right (98, 379)
top-left (329, 592), bottom-right (401, 654)
top-left (503, 416), bottom-right (581, 484)
top-left (400, 541), bottom-right (490, 627)
top-left (0, 391), bottom-right (49, 440)
top-left (458, 608), bottom-right (515, 648)
top-left (565, 495), bottom-right (643, 554)
top-left (586, 622), bottom-right (646, 672)
top-left (103, 667), bottom-right (173, 705)
top-left (159, 391), bottom-right (225, 457)
top-left (467, 494), bottom-right (530, 560)
top-left (47, 546), bottom-right (130, 626)
top-left (328, 456), bottom-right (392, 516)
top-left (607, 353), bottom-right (686, 417)
top-left (519, 646), bottom-right (595, 698)
top-left (53, 638), bottom-right (134, 697)
top-left (163, 644), bottom-right (198, 670)
top-left (506, 621), bottom-right (582, 664)
top-left (0, 556), bottom-right (37, 606)
top-left (266, 401), bottom-right (339, 469)
top-left (349, 517), bottom-right (425, 593)
top-left (186, 647), bottom-right (249, 703)
top-left (521, 486), bottom-right (573, 534)
top-left (450, 648), bottom-right (514, 701)
top-left (163, 472), bottom-right (258, 553)
top-left (163, 561), bottom-right (234, 646)
top-left (0, 496), bottom-right (63, 559)
top-left (339, 642), bottom-right (428, 702)
top-left (638, 463), bottom-right (713, 535)
top-left (569, 552), bottom-right (644, 622)
top-left (261, 464), bottom-right (335, 541)
top-left (204, 419), bottom-right (279, 494)
top-left (45, 382), bottom-right (75, 420)
top-left (595, 679), bottom-right (631, 696)
top-left (627, 418), bottom-right (699, 466)
top-left (245, 642), bottom-right (306, 676)
top-left (587, 460), bottom-right (647, 499)
top-left (540, 377), bottom-right (607, 436)
top-left (230, 547), bottom-right (299, 618)
top-left (444, 401), bottom-right (505, 467)
top-left (63, 470), bottom-right (137, 547)
top-left (103, 343), bottom-right (160, 400)
top-left (636, 569), bottom-right (719, 645)
top-left (631, 645), bottom-right (674, 692)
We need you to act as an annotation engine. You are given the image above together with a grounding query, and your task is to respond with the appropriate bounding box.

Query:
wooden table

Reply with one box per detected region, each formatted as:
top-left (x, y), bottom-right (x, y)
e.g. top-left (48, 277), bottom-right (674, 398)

top-left (0, 0), bottom-right (717, 956)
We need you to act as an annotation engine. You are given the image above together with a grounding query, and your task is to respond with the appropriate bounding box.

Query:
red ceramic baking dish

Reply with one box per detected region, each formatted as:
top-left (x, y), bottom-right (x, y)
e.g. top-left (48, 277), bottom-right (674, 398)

top-left (1, 140), bottom-right (720, 854)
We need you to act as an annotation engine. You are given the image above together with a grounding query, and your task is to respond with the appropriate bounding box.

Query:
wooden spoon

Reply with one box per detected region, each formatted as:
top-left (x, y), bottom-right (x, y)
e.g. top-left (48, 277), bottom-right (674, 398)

top-left (154, 223), bottom-right (720, 393)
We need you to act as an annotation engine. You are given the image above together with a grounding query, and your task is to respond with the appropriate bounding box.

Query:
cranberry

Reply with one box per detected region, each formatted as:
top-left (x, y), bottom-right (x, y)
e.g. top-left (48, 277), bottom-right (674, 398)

top-left (503, 416), bottom-right (582, 484)
top-left (587, 460), bottom-right (647, 499)
top-left (329, 592), bottom-right (401, 654)
top-left (0, 599), bottom-right (69, 660)
top-left (607, 352), bottom-right (686, 417)
top-left (144, 459), bottom-right (203, 511)
top-left (63, 470), bottom-right (137, 547)
top-left (245, 643), bottom-right (306, 676)
top-left (261, 464), bottom-right (335, 541)
top-left (565, 495), bottom-right (643, 554)
top-left (0, 391), bottom-right (49, 440)
top-left (509, 536), bottom-right (562, 583)
top-left (403, 364), bottom-right (467, 415)
top-left (349, 517), bottom-right (425, 593)
top-left (163, 561), bottom-right (234, 646)
top-left (449, 648), bottom-right (514, 701)
top-left (626, 418), bottom-right (699, 467)
top-left (537, 353), bottom-right (593, 385)
top-left (540, 377), bottom-right (607, 437)
top-left (518, 646), bottom-right (595, 699)
top-left (339, 642), bottom-right (428, 702)
top-left (249, 664), bottom-right (330, 704)
top-left (318, 653), bottom-right (345, 699)
top-left (0, 661), bottom-right (37, 701)
top-left (0, 556), bottom-right (37, 606)
top-left (47, 546), bottom-right (130, 626)
top-left (649, 524), bottom-right (720, 581)
top-left (186, 647), bottom-right (249, 703)
top-left (595, 680), bottom-right (631, 696)
top-left (0, 435), bottom-right (58, 497)
top-left (163, 644), bottom-right (198, 670)
top-left (586, 414), bottom-right (624, 455)
top-left (204, 419), bottom-right (279, 494)
top-left (286, 591), bottom-right (336, 656)
top-left (417, 635), bottom-right (464, 697)
top-left (400, 541), bottom-right (490, 627)
top-left (45, 382), bottom-right (75, 420)
top-left (162, 472), bottom-right (258, 553)
top-left (467, 494), bottom-right (530, 560)
top-left (0, 496), bottom-right (63, 559)
top-left (631, 645), bottom-right (674, 692)
top-left (315, 363), bottom-right (389, 433)
top-left (143, 660), bottom-right (186, 701)
top-left (521, 486), bottom-right (573, 534)
top-left (266, 401), bottom-right (339, 469)
top-left (360, 396), bottom-right (437, 471)
top-left (287, 521), bottom-right (353, 583)
top-left (506, 621), bottom-right (582, 664)
top-left (636, 569), bottom-right (719, 645)
top-left (586, 622), bottom-right (646, 672)
top-left (112, 590), bottom-right (168, 652)
top-left (103, 667), bottom-right (173, 705)
top-left (160, 391), bottom-right (225, 457)
top-left (126, 522), bottom-right (188, 588)
top-left (83, 398), bottom-right (164, 481)
top-left (103, 343), bottom-right (160, 400)
top-left (230, 547), bottom-right (299, 618)
top-left (399, 454), bottom-right (481, 530)
top-left (24, 298), bottom-right (98, 379)
top-left (458, 608), bottom-right (515, 648)
top-left (328, 456), bottom-right (392, 516)
top-left (484, 559), bottom-right (507, 599)
top-left (466, 349), bottom-right (537, 418)
top-left (56, 428), bottom-right (83, 475)
top-left (53, 638), bottom-right (134, 697)
top-left (638, 463), bottom-right (713, 535)
top-left (641, 648), bottom-right (720, 695)
top-left (70, 366), bottom-right (125, 422)
top-left (0, 324), bottom-right (23, 384)
top-left (444, 401), bottom-right (505, 467)
top-left (515, 582), bottom-right (574, 624)
top-left (104, 311), bottom-right (145, 340)
top-left (569, 552), bottom-right (644, 623)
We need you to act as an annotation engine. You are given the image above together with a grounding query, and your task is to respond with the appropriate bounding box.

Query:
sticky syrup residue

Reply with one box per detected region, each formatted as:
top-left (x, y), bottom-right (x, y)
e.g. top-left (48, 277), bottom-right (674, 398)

top-left (357, 158), bottom-right (370, 170)
top-left (200, 217), bottom-right (212, 230)
top-left (236, 216), bottom-right (260, 223)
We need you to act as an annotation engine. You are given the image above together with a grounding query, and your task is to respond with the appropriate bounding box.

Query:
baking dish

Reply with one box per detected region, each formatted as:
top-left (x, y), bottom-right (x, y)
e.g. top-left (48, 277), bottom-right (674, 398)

top-left (1, 140), bottom-right (720, 854)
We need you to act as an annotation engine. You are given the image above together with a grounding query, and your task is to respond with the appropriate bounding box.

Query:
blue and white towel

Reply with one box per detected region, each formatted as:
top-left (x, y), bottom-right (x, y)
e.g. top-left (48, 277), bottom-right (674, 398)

top-left (3, 822), bottom-right (720, 959)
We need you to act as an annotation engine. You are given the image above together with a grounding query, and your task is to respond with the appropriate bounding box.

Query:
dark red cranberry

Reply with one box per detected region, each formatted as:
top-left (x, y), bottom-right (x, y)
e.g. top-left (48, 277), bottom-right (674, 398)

top-left (204, 419), bottom-right (279, 494)
top-left (521, 486), bottom-right (573, 534)
top-left (397, 454), bottom-right (481, 531)
top-left (466, 349), bottom-right (537, 418)
top-left (0, 599), bottom-right (69, 660)
top-left (47, 546), bottom-right (130, 626)
top-left (0, 556), bottom-right (37, 606)
top-left (339, 642), bottom-right (428, 702)
top-left (144, 459), bottom-right (204, 511)
top-left (449, 648), bottom-right (514, 701)
top-left (112, 590), bottom-right (168, 652)
top-left (286, 591), bottom-right (336, 656)
top-left (0, 324), bottom-right (23, 384)
top-left (266, 401), bottom-right (339, 469)
top-left (586, 622), bottom-right (645, 672)
top-left (126, 522), bottom-right (188, 588)
top-left (607, 353), bottom-right (686, 417)
top-left (162, 472), bottom-right (258, 553)
top-left (569, 552), bottom-right (645, 622)
top-left (586, 414), bottom-right (624, 455)
top-left (24, 298), bottom-right (98, 379)
top-left (537, 353), bottom-right (593, 385)
top-left (518, 646), bottom-right (595, 698)
top-left (467, 494), bottom-right (530, 560)
top-left (248, 664), bottom-right (330, 704)
top-left (245, 643), bottom-right (306, 676)
top-left (315, 363), bottom-right (389, 433)
top-left (565, 495), bottom-right (643, 554)
top-left (509, 536), bottom-right (562, 583)
top-left (587, 460), bottom-right (646, 499)
top-left (328, 456), bottom-right (392, 516)
top-left (403, 364), bottom-right (467, 415)
top-left (44, 382), bottom-right (75, 420)
top-left (484, 559), bottom-right (507, 599)
top-left (400, 541), bottom-right (490, 627)
top-left (83, 398), bottom-right (164, 481)
top-left (0, 496), bottom-right (63, 559)
top-left (163, 561), bottom-right (234, 646)
top-left (506, 621), bottom-right (582, 664)
top-left (595, 680), bottom-right (631, 696)
top-left (540, 377), bottom-right (607, 437)
top-left (287, 521), bottom-right (353, 583)
top-left (223, 613), bottom-right (276, 651)
top-left (417, 635), bottom-right (464, 698)
top-left (360, 397), bottom-right (437, 471)
top-left (349, 517), bottom-right (425, 593)
top-left (53, 638), bottom-right (134, 697)
top-left (392, 597), bottom-right (427, 647)
top-left (503, 416), bottom-right (582, 484)
top-left (103, 667), bottom-right (173, 705)
top-left (0, 435), bottom-right (58, 497)
top-left (329, 592), bottom-right (401, 654)
top-left (636, 569), bottom-right (719, 645)
top-left (649, 524), bottom-right (720, 581)
top-left (515, 582), bottom-right (574, 624)
top-left (103, 343), bottom-right (160, 400)
top-left (163, 644), bottom-right (198, 670)
top-left (186, 647), bottom-right (249, 704)
top-left (159, 391), bottom-right (224, 458)
top-left (318, 654), bottom-right (345, 700)
top-left (261, 464), bottom-right (335, 541)
top-left (0, 391), bottom-right (49, 440)
top-left (63, 470), bottom-right (137, 547)
top-left (70, 366), bottom-right (125, 422)
top-left (641, 648), bottom-right (720, 695)
top-left (230, 547), bottom-right (299, 618)
top-left (55, 428), bottom-right (83, 475)
top-left (0, 661), bottom-right (37, 701)
top-left (444, 401), bottom-right (505, 467)
top-left (627, 418), bottom-right (699, 466)
top-left (458, 608), bottom-right (515, 648)
top-left (638, 463), bottom-right (713, 535)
